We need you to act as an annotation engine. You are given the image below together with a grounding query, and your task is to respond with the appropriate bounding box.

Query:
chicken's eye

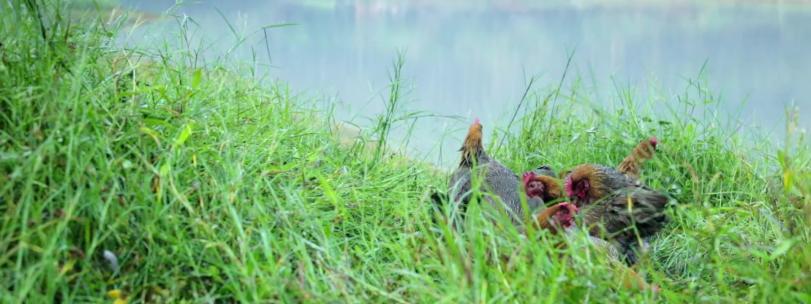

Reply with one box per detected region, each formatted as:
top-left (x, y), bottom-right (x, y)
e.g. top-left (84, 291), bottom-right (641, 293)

top-left (529, 181), bottom-right (543, 191)
top-left (575, 180), bottom-right (590, 197)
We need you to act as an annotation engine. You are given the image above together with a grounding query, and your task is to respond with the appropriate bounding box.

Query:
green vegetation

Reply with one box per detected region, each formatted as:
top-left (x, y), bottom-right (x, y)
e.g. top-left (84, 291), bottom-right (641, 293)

top-left (2, 1), bottom-right (809, 303)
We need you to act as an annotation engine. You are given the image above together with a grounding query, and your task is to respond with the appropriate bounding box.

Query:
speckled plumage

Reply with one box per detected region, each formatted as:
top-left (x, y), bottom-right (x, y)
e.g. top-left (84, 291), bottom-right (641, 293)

top-left (449, 121), bottom-right (544, 225)
top-left (561, 138), bottom-right (669, 264)
top-left (564, 164), bottom-right (637, 206)
top-left (579, 186), bottom-right (669, 264)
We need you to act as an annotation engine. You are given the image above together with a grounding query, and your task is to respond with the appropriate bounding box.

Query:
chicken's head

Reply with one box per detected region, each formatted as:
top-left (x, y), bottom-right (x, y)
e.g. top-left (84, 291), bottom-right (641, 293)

top-left (553, 202), bottom-right (578, 229)
top-left (648, 136), bottom-right (658, 149)
top-left (535, 202), bottom-right (579, 234)
top-left (523, 172), bottom-right (546, 198)
top-left (523, 170), bottom-right (563, 202)
top-left (564, 165), bottom-right (606, 207)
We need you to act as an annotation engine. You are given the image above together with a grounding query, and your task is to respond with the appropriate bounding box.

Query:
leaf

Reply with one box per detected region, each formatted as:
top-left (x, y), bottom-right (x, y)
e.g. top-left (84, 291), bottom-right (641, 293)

top-left (793, 292), bottom-right (811, 303)
top-left (569, 133), bottom-right (581, 144)
top-left (174, 124), bottom-right (193, 148)
top-left (107, 289), bottom-right (123, 299)
top-left (770, 239), bottom-right (795, 260)
top-left (140, 126), bottom-right (161, 145)
top-left (60, 259), bottom-right (76, 275)
top-left (317, 175), bottom-right (346, 218)
top-left (191, 69), bottom-right (202, 89)
top-left (142, 118), bottom-right (171, 128)
top-left (783, 171), bottom-right (793, 192)
top-left (0, 151), bottom-right (21, 162)
top-left (160, 163), bottom-right (171, 177)
top-left (318, 176), bottom-right (339, 206)
top-left (262, 22), bottom-right (296, 30)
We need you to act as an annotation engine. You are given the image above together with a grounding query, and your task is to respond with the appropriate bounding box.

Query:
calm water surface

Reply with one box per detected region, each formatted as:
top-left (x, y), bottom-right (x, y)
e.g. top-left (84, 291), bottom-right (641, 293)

top-left (122, 1), bottom-right (810, 166)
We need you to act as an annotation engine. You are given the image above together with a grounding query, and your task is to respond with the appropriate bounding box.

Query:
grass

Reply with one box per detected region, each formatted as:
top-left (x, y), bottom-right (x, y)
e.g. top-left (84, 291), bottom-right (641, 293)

top-left (2, 1), bottom-right (810, 303)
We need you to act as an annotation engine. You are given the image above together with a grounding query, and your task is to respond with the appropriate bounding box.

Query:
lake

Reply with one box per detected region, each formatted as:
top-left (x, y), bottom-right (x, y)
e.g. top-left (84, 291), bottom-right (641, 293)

top-left (121, 0), bottom-right (810, 167)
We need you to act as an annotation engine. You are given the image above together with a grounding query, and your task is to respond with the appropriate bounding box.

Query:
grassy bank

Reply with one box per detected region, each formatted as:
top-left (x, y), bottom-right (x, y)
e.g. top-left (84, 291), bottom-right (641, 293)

top-left (2, 2), bottom-right (810, 303)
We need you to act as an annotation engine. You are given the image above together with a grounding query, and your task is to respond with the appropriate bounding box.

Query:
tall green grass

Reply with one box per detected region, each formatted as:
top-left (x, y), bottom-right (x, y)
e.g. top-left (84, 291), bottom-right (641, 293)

top-left (1, 1), bottom-right (809, 303)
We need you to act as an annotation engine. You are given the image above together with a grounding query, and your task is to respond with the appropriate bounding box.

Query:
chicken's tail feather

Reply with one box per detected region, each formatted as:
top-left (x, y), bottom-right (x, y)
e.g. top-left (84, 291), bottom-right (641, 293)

top-left (617, 137), bottom-right (658, 178)
top-left (459, 119), bottom-right (484, 167)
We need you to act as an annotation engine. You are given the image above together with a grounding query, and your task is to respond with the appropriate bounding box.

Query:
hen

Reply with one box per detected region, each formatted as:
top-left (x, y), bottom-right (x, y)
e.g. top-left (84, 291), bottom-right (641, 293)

top-left (523, 165), bottom-right (564, 204)
top-left (578, 187), bottom-right (669, 264)
top-left (564, 137), bottom-right (659, 208)
top-left (560, 137), bottom-right (668, 264)
top-left (533, 202), bottom-right (660, 291)
top-left (448, 119), bottom-right (544, 225)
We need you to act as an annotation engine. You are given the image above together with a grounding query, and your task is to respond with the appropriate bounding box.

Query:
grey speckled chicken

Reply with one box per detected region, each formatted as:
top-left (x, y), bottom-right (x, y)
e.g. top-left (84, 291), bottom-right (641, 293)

top-left (448, 120), bottom-right (544, 225)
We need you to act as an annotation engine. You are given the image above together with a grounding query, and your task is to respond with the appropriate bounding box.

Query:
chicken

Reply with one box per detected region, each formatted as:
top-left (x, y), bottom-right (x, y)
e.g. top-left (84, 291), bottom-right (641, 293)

top-left (561, 137), bottom-right (668, 264)
top-left (532, 202), bottom-right (659, 292)
top-left (560, 179), bottom-right (669, 264)
top-left (563, 164), bottom-right (637, 207)
top-left (525, 176), bottom-right (668, 261)
top-left (578, 187), bottom-right (669, 264)
top-left (561, 166), bottom-right (669, 264)
top-left (563, 136), bottom-right (659, 208)
top-left (533, 201), bottom-right (578, 235)
top-left (449, 119), bottom-right (544, 225)
top-left (523, 165), bottom-right (564, 203)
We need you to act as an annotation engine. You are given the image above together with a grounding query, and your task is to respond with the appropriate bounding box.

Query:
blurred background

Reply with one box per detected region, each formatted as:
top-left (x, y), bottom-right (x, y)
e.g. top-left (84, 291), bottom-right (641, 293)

top-left (121, 0), bottom-right (810, 167)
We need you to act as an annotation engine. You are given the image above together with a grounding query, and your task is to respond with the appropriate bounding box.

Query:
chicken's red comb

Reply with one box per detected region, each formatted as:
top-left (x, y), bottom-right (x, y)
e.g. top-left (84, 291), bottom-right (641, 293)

top-left (522, 171), bottom-right (535, 185)
top-left (649, 136), bottom-right (659, 148)
top-left (563, 175), bottom-right (574, 197)
top-left (473, 117), bottom-right (480, 125)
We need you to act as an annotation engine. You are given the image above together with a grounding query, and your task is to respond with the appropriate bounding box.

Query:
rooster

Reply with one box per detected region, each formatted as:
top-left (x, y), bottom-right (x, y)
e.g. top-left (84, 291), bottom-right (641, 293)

top-left (448, 119), bottom-right (544, 225)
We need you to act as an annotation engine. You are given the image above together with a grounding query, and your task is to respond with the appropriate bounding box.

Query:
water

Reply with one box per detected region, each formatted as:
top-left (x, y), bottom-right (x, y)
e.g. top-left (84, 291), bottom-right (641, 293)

top-left (121, 0), bottom-right (810, 167)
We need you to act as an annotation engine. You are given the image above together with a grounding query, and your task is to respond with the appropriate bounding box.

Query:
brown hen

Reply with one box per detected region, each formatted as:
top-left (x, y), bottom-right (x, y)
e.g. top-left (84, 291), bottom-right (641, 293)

top-left (561, 137), bottom-right (669, 264)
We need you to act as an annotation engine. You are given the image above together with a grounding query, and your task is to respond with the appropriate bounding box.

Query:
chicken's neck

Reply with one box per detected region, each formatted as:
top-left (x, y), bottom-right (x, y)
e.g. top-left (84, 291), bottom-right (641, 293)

top-left (460, 147), bottom-right (489, 167)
